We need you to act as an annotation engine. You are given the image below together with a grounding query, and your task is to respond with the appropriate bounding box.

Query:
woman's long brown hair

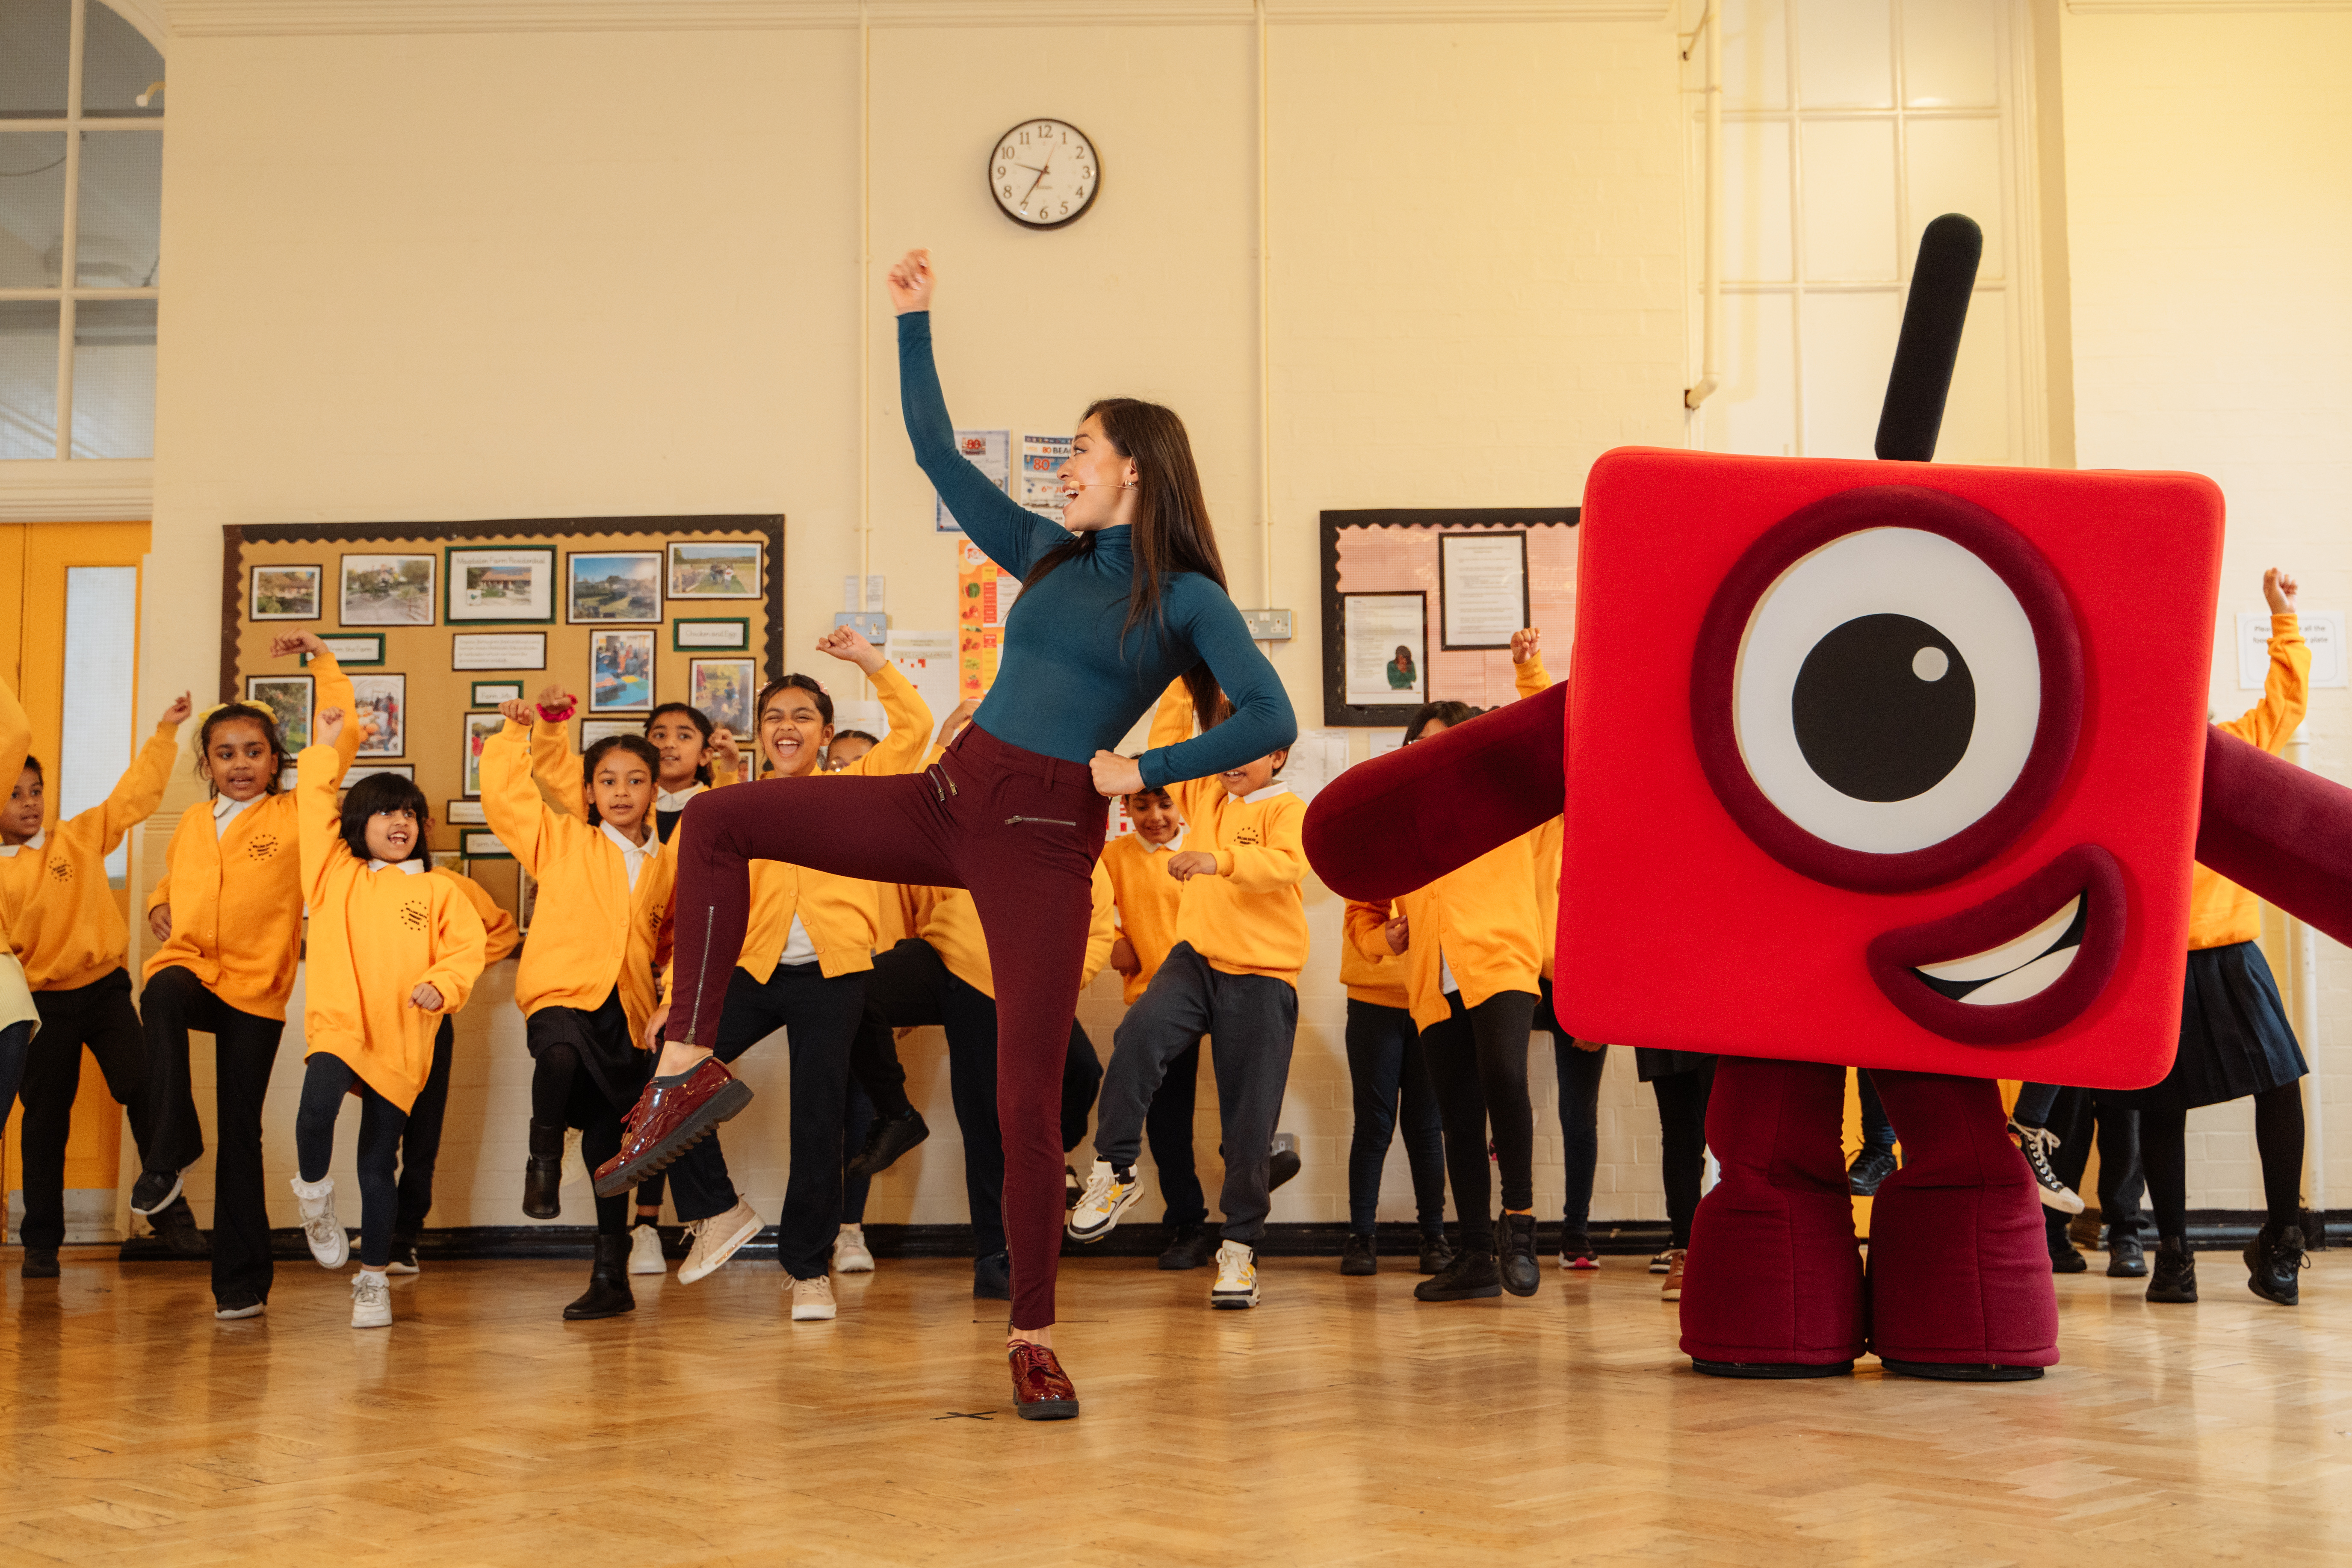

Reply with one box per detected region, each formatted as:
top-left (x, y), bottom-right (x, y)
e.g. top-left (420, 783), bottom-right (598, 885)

top-left (1022, 397), bottom-right (1229, 729)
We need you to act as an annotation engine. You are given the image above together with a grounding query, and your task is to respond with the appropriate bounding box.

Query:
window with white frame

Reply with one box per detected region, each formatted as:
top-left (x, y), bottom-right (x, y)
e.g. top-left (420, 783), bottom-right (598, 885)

top-left (0, 0), bottom-right (162, 461)
top-left (1687, 0), bottom-right (2037, 466)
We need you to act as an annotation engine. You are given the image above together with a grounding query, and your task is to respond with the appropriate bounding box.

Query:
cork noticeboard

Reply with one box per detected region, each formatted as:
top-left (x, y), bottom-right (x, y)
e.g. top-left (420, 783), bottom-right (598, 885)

top-left (220, 517), bottom-right (784, 880)
top-left (1319, 507), bottom-right (1579, 726)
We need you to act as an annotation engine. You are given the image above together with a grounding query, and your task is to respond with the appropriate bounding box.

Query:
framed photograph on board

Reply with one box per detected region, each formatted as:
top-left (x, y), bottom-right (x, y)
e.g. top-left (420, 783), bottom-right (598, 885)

top-left (444, 799), bottom-right (488, 826)
top-left (588, 629), bottom-right (655, 712)
top-left (304, 633), bottom-right (383, 667)
top-left (447, 546), bottom-right (556, 623)
top-left (689, 658), bottom-right (756, 738)
top-left (1437, 532), bottom-right (1530, 651)
top-left (580, 718), bottom-right (641, 748)
top-left (461, 711), bottom-right (505, 797)
top-left (250, 564), bottom-right (322, 620)
top-left (668, 541), bottom-right (762, 600)
top-left (1341, 594), bottom-right (1427, 708)
top-left (674, 617), bottom-right (750, 652)
top-left (352, 673), bottom-right (407, 759)
top-left (346, 764), bottom-right (414, 784)
top-left (451, 632), bottom-right (547, 671)
top-left (470, 680), bottom-right (524, 706)
top-left (245, 674), bottom-right (315, 752)
top-left (566, 550), bottom-right (662, 623)
top-left (340, 554), bottom-right (436, 626)
top-left (461, 830), bottom-right (512, 860)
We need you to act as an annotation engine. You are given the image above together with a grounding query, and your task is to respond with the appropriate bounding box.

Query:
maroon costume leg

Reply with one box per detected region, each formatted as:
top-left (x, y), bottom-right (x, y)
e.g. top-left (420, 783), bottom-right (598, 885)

top-left (1678, 1056), bottom-right (1865, 1373)
top-left (1864, 1070), bottom-right (2058, 1373)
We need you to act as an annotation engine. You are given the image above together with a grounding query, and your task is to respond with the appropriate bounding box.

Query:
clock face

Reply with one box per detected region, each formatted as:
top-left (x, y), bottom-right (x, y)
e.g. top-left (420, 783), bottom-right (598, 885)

top-left (989, 119), bottom-right (1100, 230)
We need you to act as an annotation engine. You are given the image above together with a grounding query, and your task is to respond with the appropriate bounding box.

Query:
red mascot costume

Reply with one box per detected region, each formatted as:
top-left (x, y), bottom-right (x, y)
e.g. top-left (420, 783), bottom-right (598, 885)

top-left (1304, 216), bottom-right (2352, 1382)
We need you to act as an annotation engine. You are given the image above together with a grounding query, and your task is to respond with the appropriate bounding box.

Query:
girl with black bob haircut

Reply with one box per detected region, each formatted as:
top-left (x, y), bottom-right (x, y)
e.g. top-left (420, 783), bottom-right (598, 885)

top-left (337, 772), bottom-right (435, 863)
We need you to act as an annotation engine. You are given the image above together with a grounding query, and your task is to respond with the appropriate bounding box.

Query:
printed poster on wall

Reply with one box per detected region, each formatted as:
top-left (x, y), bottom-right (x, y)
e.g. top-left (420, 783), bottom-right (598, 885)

top-left (935, 429), bottom-right (1011, 534)
top-left (889, 629), bottom-right (960, 725)
top-left (957, 539), bottom-right (1022, 699)
top-left (1018, 433), bottom-right (1073, 526)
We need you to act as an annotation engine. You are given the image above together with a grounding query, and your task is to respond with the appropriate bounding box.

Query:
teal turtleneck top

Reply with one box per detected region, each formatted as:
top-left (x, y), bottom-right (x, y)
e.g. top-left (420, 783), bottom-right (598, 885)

top-left (898, 312), bottom-right (1296, 788)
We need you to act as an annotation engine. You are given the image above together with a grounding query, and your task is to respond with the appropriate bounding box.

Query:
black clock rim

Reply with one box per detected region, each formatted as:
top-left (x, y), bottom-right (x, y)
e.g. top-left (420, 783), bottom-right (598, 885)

top-left (986, 116), bottom-right (1101, 231)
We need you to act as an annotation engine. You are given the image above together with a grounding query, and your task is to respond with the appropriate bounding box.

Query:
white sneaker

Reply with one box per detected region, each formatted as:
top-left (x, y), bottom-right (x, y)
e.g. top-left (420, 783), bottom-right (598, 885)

top-left (834, 1223), bottom-right (875, 1274)
top-left (350, 1270), bottom-right (393, 1329)
top-left (291, 1177), bottom-right (349, 1269)
top-left (790, 1273), bottom-right (837, 1321)
top-left (213, 1298), bottom-right (266, 1321)
top-left (1065, 1160), bottom-right (1145, 1243)
top-left (627, 1223), bottom-right (668, 1276)
top-left (1211, 1239), bottom-right (1259, 1309)
top-left (677, 1199), bottom-right (764, 1285)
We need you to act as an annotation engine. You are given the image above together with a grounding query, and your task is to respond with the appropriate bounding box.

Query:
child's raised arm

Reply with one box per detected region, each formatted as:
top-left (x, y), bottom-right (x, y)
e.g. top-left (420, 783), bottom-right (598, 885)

top-left (72, 692), bottom-right (189, 853)
top-left (529, 683), bottom-right (586, 818)
top-left (480, 703), bottom-right (564, 875)
top-left (271, 633), bottom-right (361, 782)
top-left (818, 627), bottom-right (934, 777)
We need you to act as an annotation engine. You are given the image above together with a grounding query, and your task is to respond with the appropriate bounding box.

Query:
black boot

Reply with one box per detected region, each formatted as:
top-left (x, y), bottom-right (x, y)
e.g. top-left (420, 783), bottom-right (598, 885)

top-left (1340, 1232), bottom-right (1377, 1276)
top-left (2106, 1229), bottom-right (2147, 1278)
top-left (563, 1233), bottom-right (636, 1320)
top-left (845, 1109), bottom-right (929, 1180)
top-left (2046, 1210), bottom-right (2086, 1274)
top-left (2145, 1236), bottom-right (2197, 1303)
top-left (1157, 1223), bottom-right (1217, 1271)
top-left (21, 1246), bottom-right (59, 1279)
top-left (148, 1194), bottom-right (211, 1258)
top-left (973, 1249), bottom-right (1012, 1299)
top-left (2243, 1222), bottom-right (2308, 1306)
top-left (1418, 1230), bottom-right (1454, 1275)
top-left (1500, 1212), bottom-right (1541, 1297)
top-left (1414, 1246), bottom-right (1502, 1302)
top-left (524, 1120), bottom-right (565, 1221)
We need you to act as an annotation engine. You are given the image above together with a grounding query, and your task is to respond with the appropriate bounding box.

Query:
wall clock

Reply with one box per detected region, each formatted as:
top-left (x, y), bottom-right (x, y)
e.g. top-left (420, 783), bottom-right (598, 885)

top-left (988, 118), bottom-right (1100, 230)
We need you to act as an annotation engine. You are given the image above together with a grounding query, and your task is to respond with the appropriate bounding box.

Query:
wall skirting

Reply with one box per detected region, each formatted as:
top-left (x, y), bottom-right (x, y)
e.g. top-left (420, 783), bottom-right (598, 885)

top-left (160, 0), bottom-right (1673, 36)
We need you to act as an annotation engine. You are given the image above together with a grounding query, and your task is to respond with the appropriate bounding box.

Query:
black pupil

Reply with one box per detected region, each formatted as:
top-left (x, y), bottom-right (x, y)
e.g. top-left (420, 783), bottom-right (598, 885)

top-left (1790, 613), bottom-right (1975, 803)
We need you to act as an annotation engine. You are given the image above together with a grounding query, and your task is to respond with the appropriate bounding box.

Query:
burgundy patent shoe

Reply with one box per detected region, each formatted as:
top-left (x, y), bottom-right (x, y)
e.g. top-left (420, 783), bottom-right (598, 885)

top-left (1007, 1341), bottom-right (1080, 1421)
top-left (592, 1057), bottom-right (753, 1196)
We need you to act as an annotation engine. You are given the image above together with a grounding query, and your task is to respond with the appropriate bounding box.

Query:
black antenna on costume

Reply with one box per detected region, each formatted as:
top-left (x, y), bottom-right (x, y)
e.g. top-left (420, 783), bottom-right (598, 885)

top-left (1875, 213), bottom-right (1983, 463)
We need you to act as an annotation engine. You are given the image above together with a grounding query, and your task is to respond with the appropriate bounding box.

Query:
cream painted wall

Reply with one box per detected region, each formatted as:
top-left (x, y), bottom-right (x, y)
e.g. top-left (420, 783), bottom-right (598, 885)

top-left (136, 9), bottom-right (1694, 1239)
top-left (2061, 3), bottom-right (2352, 1219)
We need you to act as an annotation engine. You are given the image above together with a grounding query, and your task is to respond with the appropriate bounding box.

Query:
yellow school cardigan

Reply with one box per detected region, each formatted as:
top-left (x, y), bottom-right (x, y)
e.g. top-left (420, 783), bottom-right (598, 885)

top-left (2, 721), bottom-right (179, 991)
top-left (1145, 681), bottom-right (1312, 986)
top-left (2191, 615), bottom-right (2310, 950)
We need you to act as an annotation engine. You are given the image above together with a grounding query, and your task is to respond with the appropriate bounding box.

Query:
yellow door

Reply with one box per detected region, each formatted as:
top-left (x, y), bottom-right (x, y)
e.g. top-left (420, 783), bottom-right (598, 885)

top-left (3, 519), bottom-right (151, 1243)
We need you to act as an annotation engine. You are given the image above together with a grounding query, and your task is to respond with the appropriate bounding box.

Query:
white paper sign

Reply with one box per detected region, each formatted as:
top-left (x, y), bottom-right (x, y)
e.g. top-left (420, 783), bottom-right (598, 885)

top-left (1273, 729), bottom-right (1354, 806)
top-left (2237, 611), bottom-right (2346, 691)
top-left (888, 628), bottom-right (961, 729)
top-left (935, 429), bottom-right (1011, 534)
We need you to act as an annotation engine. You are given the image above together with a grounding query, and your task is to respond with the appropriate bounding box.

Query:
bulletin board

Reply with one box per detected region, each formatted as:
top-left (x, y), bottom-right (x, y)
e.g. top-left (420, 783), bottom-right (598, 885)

top-left (1320, 507), bottom-right (1580, 726)
top-left (219, 516), bottom-right (784, 899)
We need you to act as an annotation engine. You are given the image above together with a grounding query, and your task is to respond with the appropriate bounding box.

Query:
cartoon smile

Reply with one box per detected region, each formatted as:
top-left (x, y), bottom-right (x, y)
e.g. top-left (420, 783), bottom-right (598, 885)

top-left (1865, 844), bottom-right (2127, 1045)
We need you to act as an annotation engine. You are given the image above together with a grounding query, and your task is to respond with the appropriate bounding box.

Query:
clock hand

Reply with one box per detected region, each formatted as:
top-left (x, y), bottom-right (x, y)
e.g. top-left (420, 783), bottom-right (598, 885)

top-left (1021, 146), bottom-right (1055, 204)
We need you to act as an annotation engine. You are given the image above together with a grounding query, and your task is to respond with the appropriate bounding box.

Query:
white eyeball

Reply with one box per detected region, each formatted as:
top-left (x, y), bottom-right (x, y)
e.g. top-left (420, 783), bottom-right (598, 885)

top-left (1732, 526), bottom-right (2042, 855)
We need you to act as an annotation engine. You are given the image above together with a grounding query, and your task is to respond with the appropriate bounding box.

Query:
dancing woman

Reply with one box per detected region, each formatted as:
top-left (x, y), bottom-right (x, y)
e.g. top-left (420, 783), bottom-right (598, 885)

top-left (600, 248), bottom-right (1293, 1417)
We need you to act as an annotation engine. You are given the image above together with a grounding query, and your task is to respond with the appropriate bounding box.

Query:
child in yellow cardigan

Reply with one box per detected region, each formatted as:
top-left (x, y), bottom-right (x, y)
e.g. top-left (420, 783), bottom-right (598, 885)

top-left (139, 632), bottom-right (362, 1320)
top-left (0, 676), bottom-right (39, 1245)
top-left (483, 703), bottom-right (674, 1320)
top-left (1068, 680), bottom-right (1308, 1311)
top-left (1, 691), bottom-right (192, 1277)
top-left (289, 708), bottom-right (488, 1328)
top-left (1344, 697), bottom-right (1547, 1306)
top-left (1336, 898), bottom-right (1451, 1279)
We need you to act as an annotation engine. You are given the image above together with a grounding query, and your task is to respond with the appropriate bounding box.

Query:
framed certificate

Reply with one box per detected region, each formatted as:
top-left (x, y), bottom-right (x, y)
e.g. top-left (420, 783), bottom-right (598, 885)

top-left (1438, 531), bottom-right (1529, 651)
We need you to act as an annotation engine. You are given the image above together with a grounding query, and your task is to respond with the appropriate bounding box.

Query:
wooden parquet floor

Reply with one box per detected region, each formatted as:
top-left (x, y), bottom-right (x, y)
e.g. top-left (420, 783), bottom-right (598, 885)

top-left (2, 1250), bottom-right (2348, 1566)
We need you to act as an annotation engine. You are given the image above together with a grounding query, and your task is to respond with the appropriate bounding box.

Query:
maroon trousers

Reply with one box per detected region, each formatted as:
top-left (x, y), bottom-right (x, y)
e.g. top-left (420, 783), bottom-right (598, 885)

top-left (1677, 1057), bottom-right (2059, 1370)
top-left (672, 721), bottom-right (1107, 1330)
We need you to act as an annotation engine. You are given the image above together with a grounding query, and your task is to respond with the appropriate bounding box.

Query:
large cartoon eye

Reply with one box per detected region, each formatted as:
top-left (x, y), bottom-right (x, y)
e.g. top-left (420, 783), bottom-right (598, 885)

top-left (1690, 486), bottom-right (2082, 893)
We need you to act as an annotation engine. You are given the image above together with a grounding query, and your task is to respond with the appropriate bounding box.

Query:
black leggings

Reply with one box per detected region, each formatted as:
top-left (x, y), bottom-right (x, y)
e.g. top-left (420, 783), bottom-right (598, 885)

top-left (295, 1053), bottom-right (409, 1269)
top-left (393, 1017), bottom-right (454, 1237)
top-left (1652, 1060), bottom-right (1715, 1249)
top-left (1418, 988), bottom-right (1538, 1249)
top-left (2140, 1083), bottom-right (2305, 1237)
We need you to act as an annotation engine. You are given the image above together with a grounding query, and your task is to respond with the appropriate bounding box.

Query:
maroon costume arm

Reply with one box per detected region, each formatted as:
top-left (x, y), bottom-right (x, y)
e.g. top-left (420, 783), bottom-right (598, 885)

top-left (1302, 681), bottom-right (1568, 902)
top-left (2196, 723), bottom-right (2352, 948)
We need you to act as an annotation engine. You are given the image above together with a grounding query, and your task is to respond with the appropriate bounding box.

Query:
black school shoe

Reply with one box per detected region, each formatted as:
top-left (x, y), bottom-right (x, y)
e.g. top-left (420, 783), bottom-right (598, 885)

top-left (2244, 1223), bottom-right (2309, 1307)
top-left (1267, 1149), bottom-right (1302, 1191)
top-left (563, 1234), bottom-right (636, 1320)
top-left (1418, 1231), bottom-right (1455, 1275)
top-left (1500, 1213), bottom-right (1542, 1297)
top-left (385, 1235), bottom-right (422, 1276)
top-left (1414, 1247), bottom-right (1503, 1302)
top-left (973, 1249), bottom-right (1012, 1299)
top-left (845, 1108), bottom-right (929, 1180)
top-left (2146, 1236), bottom-right (2197, 1303)
top-left (21, 1247), bottom-right (59, 1279)
top-left (1847, 1146), bottom-right (1898, 1197)
top-left (1340, 1232), bottom-right (1377, 1276)
top-left (2051, 1240), bottom-right (2088, 1274)
top-left (148, 1195), bottom-right (210, 1257)
top-left (1157, 1224), bottom-right (1218, 1272)
top-left (129, 1167), bottom-right (183, 1216)
top-left (2106, 1231), bottom-right (2148, 1279)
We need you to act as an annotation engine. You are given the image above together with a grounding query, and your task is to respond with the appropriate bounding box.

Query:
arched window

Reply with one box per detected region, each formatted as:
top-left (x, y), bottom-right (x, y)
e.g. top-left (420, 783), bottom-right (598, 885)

top-left (0, 0), bottom-right (162, 460)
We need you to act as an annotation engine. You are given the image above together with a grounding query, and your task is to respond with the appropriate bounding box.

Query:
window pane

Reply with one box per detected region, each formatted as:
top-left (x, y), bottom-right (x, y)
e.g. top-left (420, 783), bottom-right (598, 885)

top-left (0, 0), bottom-right (71, 120)
top-left (70, 297), bottom-right (154, 458)
top-left (1905, 116), bottom-right (2004, 283)
top-left (62, 566), bottom-right (141, 882)
top-left (1902, 0), bottom-right (1999, 109)
top-left (1795, 0), bottom-right (1892, 109)
top-left (0, 130), bottom-right (68, 285)
top-left (1721, 0), bottom-right (1790, 113)
top-left (1799, 289), bottom-right (1902, 457)
top-left (83, 2), bottom-right (166, 120)
top-left (0, 300), bottom-right (60, 458)
top-left (1799, 118), bottom-right (1898, 281)
top-left (76, 128), bottom-right (159, 286)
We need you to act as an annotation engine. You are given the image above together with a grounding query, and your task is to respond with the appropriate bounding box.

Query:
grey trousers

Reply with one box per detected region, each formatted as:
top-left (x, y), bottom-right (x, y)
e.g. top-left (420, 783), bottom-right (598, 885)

top-left (1096, 941), bottom-right (1298, 1245)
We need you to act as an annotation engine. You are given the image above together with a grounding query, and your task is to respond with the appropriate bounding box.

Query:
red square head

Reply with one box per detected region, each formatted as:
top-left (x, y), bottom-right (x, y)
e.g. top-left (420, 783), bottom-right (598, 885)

top-left (1558, 448), bottom-right (2224, 1087)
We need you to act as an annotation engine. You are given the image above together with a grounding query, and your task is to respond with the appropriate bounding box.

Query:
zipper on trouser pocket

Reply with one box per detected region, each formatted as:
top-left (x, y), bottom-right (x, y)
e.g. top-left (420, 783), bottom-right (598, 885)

top-left (676, 905), bottom-right (716, 1046)
top-left (1006, 815), bottom-right (1078, 827)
